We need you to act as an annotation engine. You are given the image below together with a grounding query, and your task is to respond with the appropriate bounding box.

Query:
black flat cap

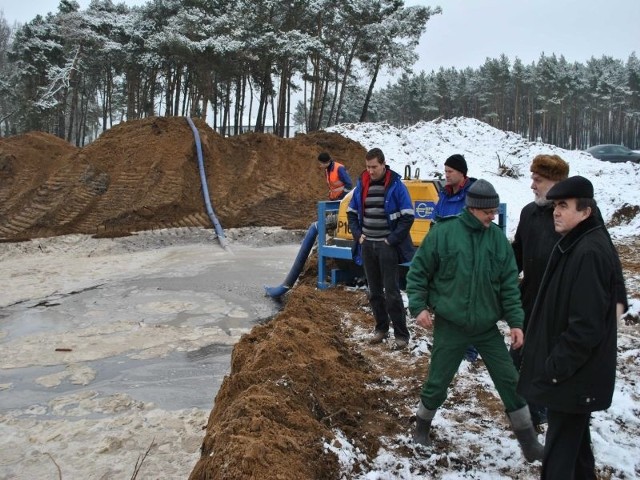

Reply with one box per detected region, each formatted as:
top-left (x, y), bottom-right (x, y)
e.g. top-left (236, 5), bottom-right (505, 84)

top-left (546, 175), bottom-right (594, 199)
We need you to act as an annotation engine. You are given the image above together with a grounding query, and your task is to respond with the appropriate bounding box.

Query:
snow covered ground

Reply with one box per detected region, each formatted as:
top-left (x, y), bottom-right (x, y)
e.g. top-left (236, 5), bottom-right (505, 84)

top-left (329, 118), bottom-right (640, 240)
top-left (325, 315), bottom-right (640, 479)
top-left (325, 118), bottom-right (640, 479)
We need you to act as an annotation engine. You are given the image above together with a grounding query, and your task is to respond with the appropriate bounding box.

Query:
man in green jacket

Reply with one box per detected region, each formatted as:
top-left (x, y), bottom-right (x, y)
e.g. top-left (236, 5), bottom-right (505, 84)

top-left (406, 179), bottom-right (543, 463)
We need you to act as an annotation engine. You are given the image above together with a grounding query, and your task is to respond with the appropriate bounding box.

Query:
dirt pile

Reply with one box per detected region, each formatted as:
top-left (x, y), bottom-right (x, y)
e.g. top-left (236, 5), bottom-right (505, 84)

top-left (188, 276), bottom-right (440, 480)
top-left (0, 117), bottom-right (366, 240)
top-left (189, 260), bottom-right (639, 479)
top-left (190, 284), bottom-right (377, 479)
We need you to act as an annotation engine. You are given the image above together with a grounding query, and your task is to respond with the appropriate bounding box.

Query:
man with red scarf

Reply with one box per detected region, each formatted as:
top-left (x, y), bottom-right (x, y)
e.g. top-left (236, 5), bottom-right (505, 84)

top-left (347, 148), bottom-right (415, 349)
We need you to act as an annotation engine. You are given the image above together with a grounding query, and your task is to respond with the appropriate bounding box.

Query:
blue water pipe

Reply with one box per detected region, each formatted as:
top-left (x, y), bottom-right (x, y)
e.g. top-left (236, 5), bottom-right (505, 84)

top-left (264, 222), bottom-right (318, 298)
top-left (185, 117), bottom-right (228, 250)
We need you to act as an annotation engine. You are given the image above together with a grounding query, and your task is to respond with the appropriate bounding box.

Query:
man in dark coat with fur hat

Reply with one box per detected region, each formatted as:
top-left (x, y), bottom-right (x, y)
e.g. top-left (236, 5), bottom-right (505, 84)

top-left (517, 176), bottom-right (622, 479)
top-left (512, 155), bottom-right (628, 429)
top-left (511, 154), bottom-right (570, 427)
top-left (512, 154), bottom-right (570, 336)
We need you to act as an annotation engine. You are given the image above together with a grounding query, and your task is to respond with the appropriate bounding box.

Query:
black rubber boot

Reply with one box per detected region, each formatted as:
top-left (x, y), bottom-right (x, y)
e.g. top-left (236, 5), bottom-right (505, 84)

top-left (413, 402), bottom-right (436, 447)
top-left (507, 406), bottom-right (544, 462)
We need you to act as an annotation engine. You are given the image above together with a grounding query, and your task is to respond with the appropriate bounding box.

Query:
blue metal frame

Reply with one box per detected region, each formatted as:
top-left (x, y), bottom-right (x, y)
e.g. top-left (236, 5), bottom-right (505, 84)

top-left (317, 201), bottom-right (352, 289)
top-left (498, 202), bottom-right (507, 234)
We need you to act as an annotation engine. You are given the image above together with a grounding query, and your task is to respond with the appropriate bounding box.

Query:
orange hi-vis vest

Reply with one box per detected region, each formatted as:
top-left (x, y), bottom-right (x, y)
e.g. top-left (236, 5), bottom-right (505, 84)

top-left (326, 161), bottom-right (347, 200)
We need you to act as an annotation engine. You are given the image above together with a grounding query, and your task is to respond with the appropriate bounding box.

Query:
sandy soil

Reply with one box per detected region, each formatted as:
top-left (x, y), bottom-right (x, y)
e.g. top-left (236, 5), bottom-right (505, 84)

top-left (0, 117), bottom-right (366, 240)
top-left (2, 119), bottom-right (638, 480)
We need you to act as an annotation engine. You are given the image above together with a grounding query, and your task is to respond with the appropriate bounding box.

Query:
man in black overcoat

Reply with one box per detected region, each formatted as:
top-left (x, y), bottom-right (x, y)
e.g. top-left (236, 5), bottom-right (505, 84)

top-left (517, 176), bottom-right (623, 479)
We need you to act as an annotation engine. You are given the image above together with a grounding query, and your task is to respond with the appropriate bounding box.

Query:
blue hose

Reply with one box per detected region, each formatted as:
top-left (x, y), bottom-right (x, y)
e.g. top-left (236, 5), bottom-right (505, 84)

top-left (185, 117), bottom-right (228, 250)
top-left (264, 222), bottom-right (318, 298)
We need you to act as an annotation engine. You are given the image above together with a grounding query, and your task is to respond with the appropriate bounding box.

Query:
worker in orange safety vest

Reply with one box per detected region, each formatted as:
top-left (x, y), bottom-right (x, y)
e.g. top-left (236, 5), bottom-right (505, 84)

top-left (318, 152), bottom-right (353, 200)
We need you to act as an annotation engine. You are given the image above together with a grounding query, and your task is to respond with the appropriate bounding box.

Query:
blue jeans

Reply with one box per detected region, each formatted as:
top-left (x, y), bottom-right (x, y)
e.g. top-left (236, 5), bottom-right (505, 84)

top-left (464, 344), bottom-right (479, 362)
top-left (361, 240), bottom-right (409, 341)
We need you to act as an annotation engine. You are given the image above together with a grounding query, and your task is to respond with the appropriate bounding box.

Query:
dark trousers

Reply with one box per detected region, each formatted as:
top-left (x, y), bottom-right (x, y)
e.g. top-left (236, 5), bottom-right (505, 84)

top-left (361, 240), bottom-right (409, 341)
top-left (543, 410), bottom-right (596, 480)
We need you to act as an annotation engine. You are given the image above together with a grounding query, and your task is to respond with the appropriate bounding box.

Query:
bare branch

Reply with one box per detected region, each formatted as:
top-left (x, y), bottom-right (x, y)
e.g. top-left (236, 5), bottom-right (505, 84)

top-left (45, 452), bottom-right (62, 480)
top-left (130, 438), bottom-right (156, 480)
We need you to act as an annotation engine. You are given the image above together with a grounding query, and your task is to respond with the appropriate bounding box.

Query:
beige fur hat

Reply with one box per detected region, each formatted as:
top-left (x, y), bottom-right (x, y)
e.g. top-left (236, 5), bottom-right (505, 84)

top-left (530, 154), bottom-right (569, 181)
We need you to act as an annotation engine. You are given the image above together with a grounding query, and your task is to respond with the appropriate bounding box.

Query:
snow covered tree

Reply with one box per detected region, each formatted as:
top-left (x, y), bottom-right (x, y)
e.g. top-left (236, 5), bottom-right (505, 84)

top-left (0, 12), bottom-right (18, 135)
top-left (357, 1), bottom-right (439, 122)
top-left (624, 53), bottom-right (640, 146)
top-left (8, 14), bottom-right (66, 133)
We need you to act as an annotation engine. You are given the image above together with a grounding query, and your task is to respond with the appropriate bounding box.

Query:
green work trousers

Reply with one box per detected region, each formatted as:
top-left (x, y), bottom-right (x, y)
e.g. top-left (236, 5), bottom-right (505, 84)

top-left (420, 316), bottom-right (526, 413)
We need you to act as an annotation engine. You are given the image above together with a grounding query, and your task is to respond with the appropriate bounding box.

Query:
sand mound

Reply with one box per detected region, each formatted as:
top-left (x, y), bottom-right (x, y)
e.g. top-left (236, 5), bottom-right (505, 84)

top-left (0, 117), bottom-right (366, 240)
top-left (188, 281), bottom-right (433, 480)
top-left (1, 120), bottom-right (394, 479)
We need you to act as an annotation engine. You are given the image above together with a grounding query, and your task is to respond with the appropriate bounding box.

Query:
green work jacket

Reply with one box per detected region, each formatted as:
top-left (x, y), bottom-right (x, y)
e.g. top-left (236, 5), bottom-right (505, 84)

top-left (407, 208), bottom-right (524, 333)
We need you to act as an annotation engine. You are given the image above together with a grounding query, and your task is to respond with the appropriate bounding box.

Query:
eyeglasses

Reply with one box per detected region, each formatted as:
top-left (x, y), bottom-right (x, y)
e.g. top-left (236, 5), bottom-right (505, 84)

top-left (479, 208), bottom-right (499, 216)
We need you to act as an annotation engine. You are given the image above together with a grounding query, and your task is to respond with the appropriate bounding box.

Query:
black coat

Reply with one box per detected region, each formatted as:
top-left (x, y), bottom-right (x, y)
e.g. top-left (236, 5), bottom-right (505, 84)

top-left (512, 202), bottom-right (559, 331)
top-left (517, 216), bottom-right (618, 414)
top-left (513, 203), bottom-right (628, 334)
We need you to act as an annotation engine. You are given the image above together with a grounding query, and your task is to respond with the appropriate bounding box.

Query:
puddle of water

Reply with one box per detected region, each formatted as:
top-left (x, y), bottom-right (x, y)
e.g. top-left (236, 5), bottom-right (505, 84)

top-left (1, 240), bottom-right (299, 415)
top-left (0, 347), bottom-right (232, 414)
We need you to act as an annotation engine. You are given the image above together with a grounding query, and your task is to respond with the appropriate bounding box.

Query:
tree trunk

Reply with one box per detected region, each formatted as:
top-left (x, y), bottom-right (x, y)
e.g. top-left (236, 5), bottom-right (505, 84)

top-left (173, 65), bottom-right (182, 119)
top-left (126, 68), bottom-right (139, 120)
top-left (165, 67), bottom-right (173, 116)
top-left (255, 66), bottom-right (272, 133)
top-left (360, 56), bottom-right (382, 122)
top-left (221, 80), bottom-right (231, 137)
top-left (336, 40), bottom-right (359, 124)
top-left (276, 59), bottom-right (290, 137)
top-left (247, 76), bottom-right (253, 132)
top-left (308, 53), bottom-right (323, 132)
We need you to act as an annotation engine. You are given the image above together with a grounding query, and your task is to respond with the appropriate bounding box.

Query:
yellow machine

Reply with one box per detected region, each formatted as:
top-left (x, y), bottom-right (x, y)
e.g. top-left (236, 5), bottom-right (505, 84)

top-left (312, 166), bottom-right (441, 289)
top-left (334, 167), bottom-right (441, 247)
top-left (313, 168), bottom-right (505, 289)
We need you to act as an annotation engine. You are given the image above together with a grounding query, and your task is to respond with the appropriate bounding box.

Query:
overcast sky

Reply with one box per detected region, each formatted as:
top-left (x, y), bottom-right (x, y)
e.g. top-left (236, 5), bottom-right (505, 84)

top-left (399, 0), bottom-right (638, 76)
top-left (1, 0), bottom-right (638, 79)
top-left (0, 0), bottom-right (147, 24)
